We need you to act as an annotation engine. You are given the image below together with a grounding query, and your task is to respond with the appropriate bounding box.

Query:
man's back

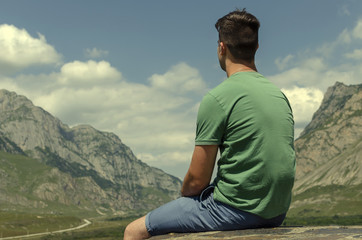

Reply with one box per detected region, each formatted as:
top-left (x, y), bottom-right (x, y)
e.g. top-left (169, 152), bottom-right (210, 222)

top-left (196, 71), bottom-right (295, 219)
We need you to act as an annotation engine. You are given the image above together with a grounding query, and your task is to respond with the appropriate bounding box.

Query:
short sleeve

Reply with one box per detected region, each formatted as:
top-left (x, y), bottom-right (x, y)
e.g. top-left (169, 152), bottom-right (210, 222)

top-left (195, 93), bottom-right (226, 145)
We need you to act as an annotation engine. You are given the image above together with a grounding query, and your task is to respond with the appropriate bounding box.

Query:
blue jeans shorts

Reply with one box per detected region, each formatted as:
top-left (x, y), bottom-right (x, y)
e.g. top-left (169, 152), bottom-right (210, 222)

top-left (145, 185), bottom-right (285, 236)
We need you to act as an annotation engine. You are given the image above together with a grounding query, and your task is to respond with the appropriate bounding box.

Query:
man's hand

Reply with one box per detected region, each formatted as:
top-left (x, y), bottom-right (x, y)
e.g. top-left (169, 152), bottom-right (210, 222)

top-left (181, 145), bottom-right (218, 197)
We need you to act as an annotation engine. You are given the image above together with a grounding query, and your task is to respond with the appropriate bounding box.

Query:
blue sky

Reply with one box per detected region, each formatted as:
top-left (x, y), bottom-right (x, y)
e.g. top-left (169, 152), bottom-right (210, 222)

top-left (0, 0), bottom-right (362, 179)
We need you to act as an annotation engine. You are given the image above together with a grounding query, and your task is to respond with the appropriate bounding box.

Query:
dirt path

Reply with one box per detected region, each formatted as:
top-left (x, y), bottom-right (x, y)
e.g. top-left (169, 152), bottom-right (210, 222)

top-left (0, 219), bottom-right (91, 239)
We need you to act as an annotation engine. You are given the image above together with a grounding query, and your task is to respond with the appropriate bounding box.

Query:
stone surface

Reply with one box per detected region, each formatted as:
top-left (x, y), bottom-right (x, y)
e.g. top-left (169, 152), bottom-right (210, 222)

top-left (150, 226), bottom-right (362, 239)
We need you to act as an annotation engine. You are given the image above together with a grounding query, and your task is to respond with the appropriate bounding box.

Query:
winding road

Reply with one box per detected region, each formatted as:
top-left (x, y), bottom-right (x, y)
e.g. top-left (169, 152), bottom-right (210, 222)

top-left (0, 219), bottom-right (91, 239)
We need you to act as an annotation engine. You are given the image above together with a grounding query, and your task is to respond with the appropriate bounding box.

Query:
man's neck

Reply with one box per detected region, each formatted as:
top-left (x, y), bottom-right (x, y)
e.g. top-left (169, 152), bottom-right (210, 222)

top-left (225, 59), bottom-right (257, 77)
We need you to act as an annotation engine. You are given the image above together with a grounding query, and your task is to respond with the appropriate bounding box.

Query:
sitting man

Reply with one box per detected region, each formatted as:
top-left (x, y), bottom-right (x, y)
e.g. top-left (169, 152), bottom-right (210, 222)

top-left (124, 8), bottom-right (296, 240)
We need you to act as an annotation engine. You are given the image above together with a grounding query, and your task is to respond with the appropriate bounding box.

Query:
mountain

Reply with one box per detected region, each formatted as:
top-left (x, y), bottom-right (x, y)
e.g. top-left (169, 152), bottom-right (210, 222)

top-left (1, 82), bottom-right (360, 219)
top-left (289, 82), bottom-right (362, 217)
top-left (0, 89), bottom-right (182, 216)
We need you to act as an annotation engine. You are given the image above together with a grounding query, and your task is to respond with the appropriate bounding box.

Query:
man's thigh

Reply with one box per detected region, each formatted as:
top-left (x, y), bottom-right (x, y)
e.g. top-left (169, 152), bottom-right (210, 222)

top-left (145, 193), bottom-right (206, 236)
top-left (145, 186), bottom-right (282, 236)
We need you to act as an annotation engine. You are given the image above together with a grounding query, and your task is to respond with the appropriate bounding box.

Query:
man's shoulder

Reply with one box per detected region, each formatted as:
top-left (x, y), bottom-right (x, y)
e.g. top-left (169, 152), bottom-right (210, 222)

top-left (207, 78), bottom-right (234, 97)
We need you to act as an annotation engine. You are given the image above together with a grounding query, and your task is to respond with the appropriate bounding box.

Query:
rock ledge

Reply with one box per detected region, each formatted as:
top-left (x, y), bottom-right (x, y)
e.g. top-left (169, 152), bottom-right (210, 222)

top-left (150, 225), bottom-right (362, 239)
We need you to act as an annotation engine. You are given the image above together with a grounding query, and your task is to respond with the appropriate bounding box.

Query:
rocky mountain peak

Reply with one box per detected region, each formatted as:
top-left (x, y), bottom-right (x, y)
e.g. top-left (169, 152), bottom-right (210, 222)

top-left (0, 90), bottom-right (33, 110)
top-left (293, 82), bottom-right (361, 194)
top-left (0, 89), bottom-right (182, 215)
top-left (300, 82), bottom-right (361, 137)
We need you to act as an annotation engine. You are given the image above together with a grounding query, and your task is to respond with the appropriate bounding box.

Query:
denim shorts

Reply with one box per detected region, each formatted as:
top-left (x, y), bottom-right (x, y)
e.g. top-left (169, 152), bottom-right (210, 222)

top-left (145, 185), bottom-right (285, 236)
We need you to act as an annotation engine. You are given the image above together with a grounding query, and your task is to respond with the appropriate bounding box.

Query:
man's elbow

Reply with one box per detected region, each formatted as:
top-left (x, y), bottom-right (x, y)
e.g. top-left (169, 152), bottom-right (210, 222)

top-left (181, 178), bottom-right (209, 197)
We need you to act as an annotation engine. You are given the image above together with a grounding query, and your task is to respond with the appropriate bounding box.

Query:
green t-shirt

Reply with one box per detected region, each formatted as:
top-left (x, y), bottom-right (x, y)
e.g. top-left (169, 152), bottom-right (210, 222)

top-left (195, 72), bottom-right (295, 219)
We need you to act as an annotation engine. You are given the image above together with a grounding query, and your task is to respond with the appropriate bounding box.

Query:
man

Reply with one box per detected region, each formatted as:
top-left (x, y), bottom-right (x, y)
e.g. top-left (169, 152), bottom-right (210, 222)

top-left (124, 9), bottom-right (295, 239)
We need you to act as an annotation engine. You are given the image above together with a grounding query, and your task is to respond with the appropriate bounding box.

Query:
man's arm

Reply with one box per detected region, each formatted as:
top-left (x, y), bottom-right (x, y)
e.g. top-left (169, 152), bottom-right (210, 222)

top-left (181, 145), bottom-right (218, 197)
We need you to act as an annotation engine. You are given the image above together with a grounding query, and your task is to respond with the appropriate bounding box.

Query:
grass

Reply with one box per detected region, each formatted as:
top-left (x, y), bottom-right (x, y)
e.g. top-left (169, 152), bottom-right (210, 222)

top-left (39, 217), bottom-right (136, 240)
top-left (1, 152), bottom-right (361, 239)
top-left (0, 211), bottom-right (82, 238)
top-left (1, 209), bottom-right (361, 239)
top-left (0, 210), bottom-right (139, 239)
top-left (288, 184), bottom-right (362, 218)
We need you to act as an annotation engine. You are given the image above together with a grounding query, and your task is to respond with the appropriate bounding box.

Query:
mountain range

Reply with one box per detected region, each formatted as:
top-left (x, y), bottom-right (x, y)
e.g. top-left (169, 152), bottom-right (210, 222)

top-left (0, 81), bottom-right (361, 218)
top-left (0, 89), bottom-right (181, 216)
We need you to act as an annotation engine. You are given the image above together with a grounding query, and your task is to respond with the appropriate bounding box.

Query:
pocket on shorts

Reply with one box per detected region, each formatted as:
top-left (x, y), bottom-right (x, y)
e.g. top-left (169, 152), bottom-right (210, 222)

top-left (199, 185), bottom-right (214, 201)
top-left (199, 185), bottom-right (215, 209)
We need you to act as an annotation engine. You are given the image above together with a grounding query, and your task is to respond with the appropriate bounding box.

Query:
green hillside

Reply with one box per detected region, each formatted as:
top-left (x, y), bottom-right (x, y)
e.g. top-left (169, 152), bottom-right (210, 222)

top-left (288, 184), bottom-right (362, 217)
top-left (0, 151), bottom-right (98, 216)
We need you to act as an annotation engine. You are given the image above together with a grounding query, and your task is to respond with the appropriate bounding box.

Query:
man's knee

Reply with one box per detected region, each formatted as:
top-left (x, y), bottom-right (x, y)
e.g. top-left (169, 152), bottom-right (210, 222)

top-left (123, 216), bottom-right (150, 240)
top-left (124, 223), bottom-right (136, 239)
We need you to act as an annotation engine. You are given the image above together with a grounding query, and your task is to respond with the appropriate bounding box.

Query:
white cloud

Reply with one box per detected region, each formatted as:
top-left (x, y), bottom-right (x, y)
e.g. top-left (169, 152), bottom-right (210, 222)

top-left (345, 48), bottom-right (362, 60)
top-left (352, 19), bottom-right (362, 39)
top-left (281, 87), bottom-right (324, 138)
top-left (137, 151), bottom-right (192, 179)
top-left (149, 62), bottom-right (207, 94)
top-left (33, 72), bottom-right (192, 129)
top-left (84, 48), bottom-right (109, 59)
top-left (316, 28), bottom-right (352, 58)
top-left (269, 18), bottom-right (362, 138)
top-left (270, 18), bottom-right (362, 92)
top-left (269, 57), bottom-right (328, 90)
top-left (2, 17), bottom-right (362, 179)
top-left (281, 87), bottom-right (324, 124)
top-left (269, 55), bottom-right (360, 137)
top-left (336, 28), bottom-right (352, 44)
top-left (275, 54), bottom-right (294, 71)
top-left (10, 61), bottom-right (204, 178)
top-left (138, 151), bottom-right (192, 165)
top-left (0, 76), bottom-right (21, 92)
top-left (58, 60), bottom-right (121, 87)
top-left (0, 24), bottom-right (61, 74)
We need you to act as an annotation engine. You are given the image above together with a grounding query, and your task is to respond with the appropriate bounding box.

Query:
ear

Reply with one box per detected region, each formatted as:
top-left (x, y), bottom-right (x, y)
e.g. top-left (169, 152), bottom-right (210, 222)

top-left (219, 42), bottom-right (226, 55)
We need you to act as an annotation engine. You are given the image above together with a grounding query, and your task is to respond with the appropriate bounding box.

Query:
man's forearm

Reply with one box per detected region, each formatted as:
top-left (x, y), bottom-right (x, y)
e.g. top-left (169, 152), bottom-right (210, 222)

top-left (181, 145), bottom-right (218, 197)
top-left (181, 171), bottom-right (208, 197)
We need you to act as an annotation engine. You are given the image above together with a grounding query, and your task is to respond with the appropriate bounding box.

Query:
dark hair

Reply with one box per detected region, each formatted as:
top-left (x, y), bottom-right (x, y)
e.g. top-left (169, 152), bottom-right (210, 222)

top-left (215, 8), bottom-right (260, 61)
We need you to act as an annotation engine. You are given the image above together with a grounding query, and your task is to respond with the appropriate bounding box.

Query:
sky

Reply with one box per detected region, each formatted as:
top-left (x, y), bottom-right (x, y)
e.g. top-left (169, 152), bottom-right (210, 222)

top-left (0, 0), bottom-right (362, 179)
